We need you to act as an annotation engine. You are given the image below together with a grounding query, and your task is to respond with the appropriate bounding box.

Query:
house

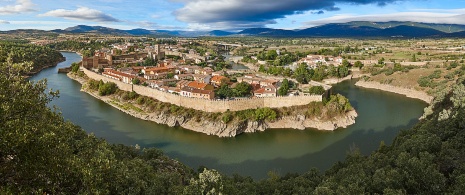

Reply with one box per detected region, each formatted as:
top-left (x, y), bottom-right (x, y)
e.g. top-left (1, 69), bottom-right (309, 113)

top-left (180, 86), bottom-right (192, 97)
top-left (237, 75), bottom-right (277, 87)
top-left (141, 67), bottom-right (173, 75)
top-left (187, 81), bottom-right (214, 90)
top-left (210, 75), bottom-right (229, 86)
top-left (174, 74), bottom-right (194, 80)
top-left (102, 69), bottom-right (136, 84)
top-left (212, 71), bottom-right (225, 76)
top-left (176, 80), bottom-right (192, 89)
top-left (201, 67), bottom-right (214, 75)
top-left (159, 79), bottom-right (178, 87)
top-left (146, 80), bottom-right (161, 88)
top-left (144, 72), bottom-right (169, 80)
top-left (259, 79), bottom-right (278, 88)
top-left (180, 86), bottom-right (215, 100)
top-left (193, 74), bottom-right (212, 84)
top-left (254, 85), bottom-right (277, 97)
top-left (118, 67), bottom-right (139, 76)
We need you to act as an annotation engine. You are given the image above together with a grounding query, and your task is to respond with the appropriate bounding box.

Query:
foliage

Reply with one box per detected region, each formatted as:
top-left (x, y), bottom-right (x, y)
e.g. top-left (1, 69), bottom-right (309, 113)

top-left (141, 56), bottom-right (157, 66)
top-left (0, 41), bottom-right (64, 74)
top-left (294, 63), bottom-right (312, 84)
top-left (0, 61), bottom-right (193, 194)
top-left (98, 82), bottom-right (118, 96)
top-left (221, 111), bottom-right (232, 123)
top-left (71, 62), bottom-right (80, 73)
top-left (233, 82), bottom-right (252, 97)
top-left (354, 60), bottom-right (364, 69)
top-left (132, 78), bottom-right (141, 85)
top-left (185, 168), bottom-right (223, 195)
top-left (215, 84), bottom-right (234, 99)
top-left (308, 86), bottom-right (326, 95)
top-left (278, 78), bottom-right (289, 96)
top-left (254, 107), bottom-right (277, 121)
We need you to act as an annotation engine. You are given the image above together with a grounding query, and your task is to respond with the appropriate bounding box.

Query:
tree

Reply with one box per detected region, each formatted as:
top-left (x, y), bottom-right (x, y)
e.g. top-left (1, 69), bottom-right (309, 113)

top-left (378, 57), bottom-right (385, 65)
top-left (233, 82), bottom-right (252, 97)
top-left (278, 78), bottom-right (289, 96)
top-left (132, 78), bottom-right (141, 85)
top-left (98, 82), bottom-right (117, 96)
top-left (308, 86), bottom-right (325, 95)
top-left (266, 50), bottom-right (278, 60)
top-left (294, 63), bottom-right (311, 84)
top-left (354, 61), bottom-right (364, 69)
top-left (259, 64), bottom-right (266, 72)
top-left (71, 62), bottom-right (80, 73)
top-left (338, 65), bottom-right (349, 78)
top-left (215, 84), bottom-right (233, 99)
top-left (342, 59), bottom-right (350, 67)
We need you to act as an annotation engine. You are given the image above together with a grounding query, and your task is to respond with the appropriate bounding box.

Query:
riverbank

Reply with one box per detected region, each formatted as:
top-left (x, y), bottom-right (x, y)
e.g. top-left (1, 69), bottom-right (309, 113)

top-left (68, 73), bottom-right (357, 137)
top-left (355, 80), bottom-right (433, 103)
top-left (25, 56), bottom-right (66, 77)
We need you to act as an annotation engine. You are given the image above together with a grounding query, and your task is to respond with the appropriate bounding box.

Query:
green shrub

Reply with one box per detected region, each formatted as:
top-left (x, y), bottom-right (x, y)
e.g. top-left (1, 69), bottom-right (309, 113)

top-left (254, 107), bottom-right (277, 121)
top-left (98, 82), bottom-right (117, 96)
top-left (71, 62), bottom-right (80, 73)
top-left (308, 86), bottom-right (325, 95)
top-left (429, 70), bottom-right (442, 79)
top-left (221, 111), bottom-right (232, 123)
top-left (128, 91), bottom-right (138, 100)
top-left (136, 96), bottom-right (146, 105)
top-left (418, 76), bottom-right (432, 88)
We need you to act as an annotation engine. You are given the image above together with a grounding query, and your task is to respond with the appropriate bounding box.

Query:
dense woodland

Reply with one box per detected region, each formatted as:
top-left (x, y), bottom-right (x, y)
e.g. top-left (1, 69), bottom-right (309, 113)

top-left (1, 44), bottom-right (465, 194)
top-left (0, 41), bottom-right (64, 74)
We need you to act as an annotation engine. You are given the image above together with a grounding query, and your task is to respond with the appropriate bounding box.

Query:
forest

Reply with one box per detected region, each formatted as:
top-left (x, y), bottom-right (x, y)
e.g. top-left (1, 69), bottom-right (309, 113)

top-left (1, 45), bottom-right (465, 194)
top-left (0, 41), bottom-right (64, 75)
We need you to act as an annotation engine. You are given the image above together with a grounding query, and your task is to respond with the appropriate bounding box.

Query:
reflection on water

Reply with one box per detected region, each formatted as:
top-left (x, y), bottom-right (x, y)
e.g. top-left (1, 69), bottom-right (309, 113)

top-left (31, 52), bottom-right (428, 179)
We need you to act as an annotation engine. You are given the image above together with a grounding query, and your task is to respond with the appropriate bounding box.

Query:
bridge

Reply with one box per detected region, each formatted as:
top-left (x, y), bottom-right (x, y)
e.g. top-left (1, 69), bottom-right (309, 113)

top-left (216, 43), bottom-right (248, 50)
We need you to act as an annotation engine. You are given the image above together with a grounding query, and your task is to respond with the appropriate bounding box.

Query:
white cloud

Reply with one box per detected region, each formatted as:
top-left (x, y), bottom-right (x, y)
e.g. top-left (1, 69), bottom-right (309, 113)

top-left (0, 0), bottom-right (36, 15)
top-left (40, 7), bottom-right (121, 22)
top-left (304, 11), bottom-right (465, 27)
top-left (0, 19), bottom-right (10, 24)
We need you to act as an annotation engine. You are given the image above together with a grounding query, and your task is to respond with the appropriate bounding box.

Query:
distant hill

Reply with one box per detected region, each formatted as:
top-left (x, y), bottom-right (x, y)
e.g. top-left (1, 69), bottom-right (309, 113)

top-left (4, 21), bottom-right (465, 38)
top-left (344, 21), bottom-right (465, 33)
top-left (236, 28), bottom-right (295, 36)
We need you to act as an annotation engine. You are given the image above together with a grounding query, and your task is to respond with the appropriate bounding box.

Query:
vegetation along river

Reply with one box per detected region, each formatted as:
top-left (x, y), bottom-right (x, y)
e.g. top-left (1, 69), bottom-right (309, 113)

top-left (31, 52), bottom-right (428, 179)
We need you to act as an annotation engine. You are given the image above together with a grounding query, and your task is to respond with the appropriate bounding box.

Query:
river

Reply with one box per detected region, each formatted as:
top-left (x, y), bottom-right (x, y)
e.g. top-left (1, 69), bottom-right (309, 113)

top-left (31, 52), bottom-right (428, 179)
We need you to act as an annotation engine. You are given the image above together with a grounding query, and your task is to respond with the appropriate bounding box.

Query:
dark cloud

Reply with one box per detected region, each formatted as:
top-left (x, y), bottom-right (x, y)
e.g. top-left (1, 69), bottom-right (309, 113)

top-left (312, 11), bottom-right (325, 15)
top-left (174, 0), bottom-right (414, 29)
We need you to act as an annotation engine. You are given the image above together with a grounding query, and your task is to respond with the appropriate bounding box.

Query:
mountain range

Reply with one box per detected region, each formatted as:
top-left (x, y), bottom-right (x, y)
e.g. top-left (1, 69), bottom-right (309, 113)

top-left (4, 21), bottom-right (465, 38)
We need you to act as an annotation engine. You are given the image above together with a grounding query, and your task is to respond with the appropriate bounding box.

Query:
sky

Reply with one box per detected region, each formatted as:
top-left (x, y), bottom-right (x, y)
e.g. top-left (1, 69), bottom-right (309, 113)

top-left (1, 0), bottom-right (465, 31)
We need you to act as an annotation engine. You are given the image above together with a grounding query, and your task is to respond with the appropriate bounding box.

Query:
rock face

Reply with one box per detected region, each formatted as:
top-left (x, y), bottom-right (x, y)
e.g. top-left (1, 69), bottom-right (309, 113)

top-left (69, 73), bottom-right (358, 137)
top-left (355, 81), bottom-right (433, 103)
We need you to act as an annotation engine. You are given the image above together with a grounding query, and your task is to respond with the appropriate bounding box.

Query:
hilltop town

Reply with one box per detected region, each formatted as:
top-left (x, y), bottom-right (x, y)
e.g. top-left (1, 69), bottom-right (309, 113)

top-left (75, 38), bottom-right (335, 103)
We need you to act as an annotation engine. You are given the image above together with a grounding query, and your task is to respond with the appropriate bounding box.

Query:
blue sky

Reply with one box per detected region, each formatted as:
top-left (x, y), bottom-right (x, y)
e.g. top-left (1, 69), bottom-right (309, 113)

top-left (1, 0), bottom-right (465, 31)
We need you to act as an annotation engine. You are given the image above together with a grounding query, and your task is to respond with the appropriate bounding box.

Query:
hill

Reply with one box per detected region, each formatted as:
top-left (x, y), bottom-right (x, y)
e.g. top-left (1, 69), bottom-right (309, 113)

top-left (4, 21), bottom-right (465, 38)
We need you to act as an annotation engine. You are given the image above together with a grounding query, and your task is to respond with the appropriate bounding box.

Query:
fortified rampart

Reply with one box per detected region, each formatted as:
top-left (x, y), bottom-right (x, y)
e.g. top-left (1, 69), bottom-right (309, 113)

top-left (82, 68), bottom-right (323, 112)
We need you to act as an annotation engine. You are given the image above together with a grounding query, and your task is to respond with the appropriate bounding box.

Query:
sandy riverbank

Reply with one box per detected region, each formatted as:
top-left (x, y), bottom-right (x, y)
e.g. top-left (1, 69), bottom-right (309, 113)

top-left (68, 73), bottom-right (357, 137)
top-left (355, 80), bottom-right (433, 103)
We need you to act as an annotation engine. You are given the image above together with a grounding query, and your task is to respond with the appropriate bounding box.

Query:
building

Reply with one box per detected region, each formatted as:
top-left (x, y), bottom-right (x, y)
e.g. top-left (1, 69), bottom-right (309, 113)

top-left (254, 85), bottom-right (277, 97)
top-left (180, 86), bottom-right (215, 100)
top-left (193, 74), bottom-right (212, 84)
top-left (187, 81), bottom-right (214, 90)
top-left (102, 69), bottom-right (136, 84)
top-left (210, 75), bottom-right (229, 86)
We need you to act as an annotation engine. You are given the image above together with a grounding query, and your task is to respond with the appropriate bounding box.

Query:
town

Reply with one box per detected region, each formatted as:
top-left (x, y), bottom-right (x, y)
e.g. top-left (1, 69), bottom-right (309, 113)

top-left (76, 40), bottom-right (335, 101)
